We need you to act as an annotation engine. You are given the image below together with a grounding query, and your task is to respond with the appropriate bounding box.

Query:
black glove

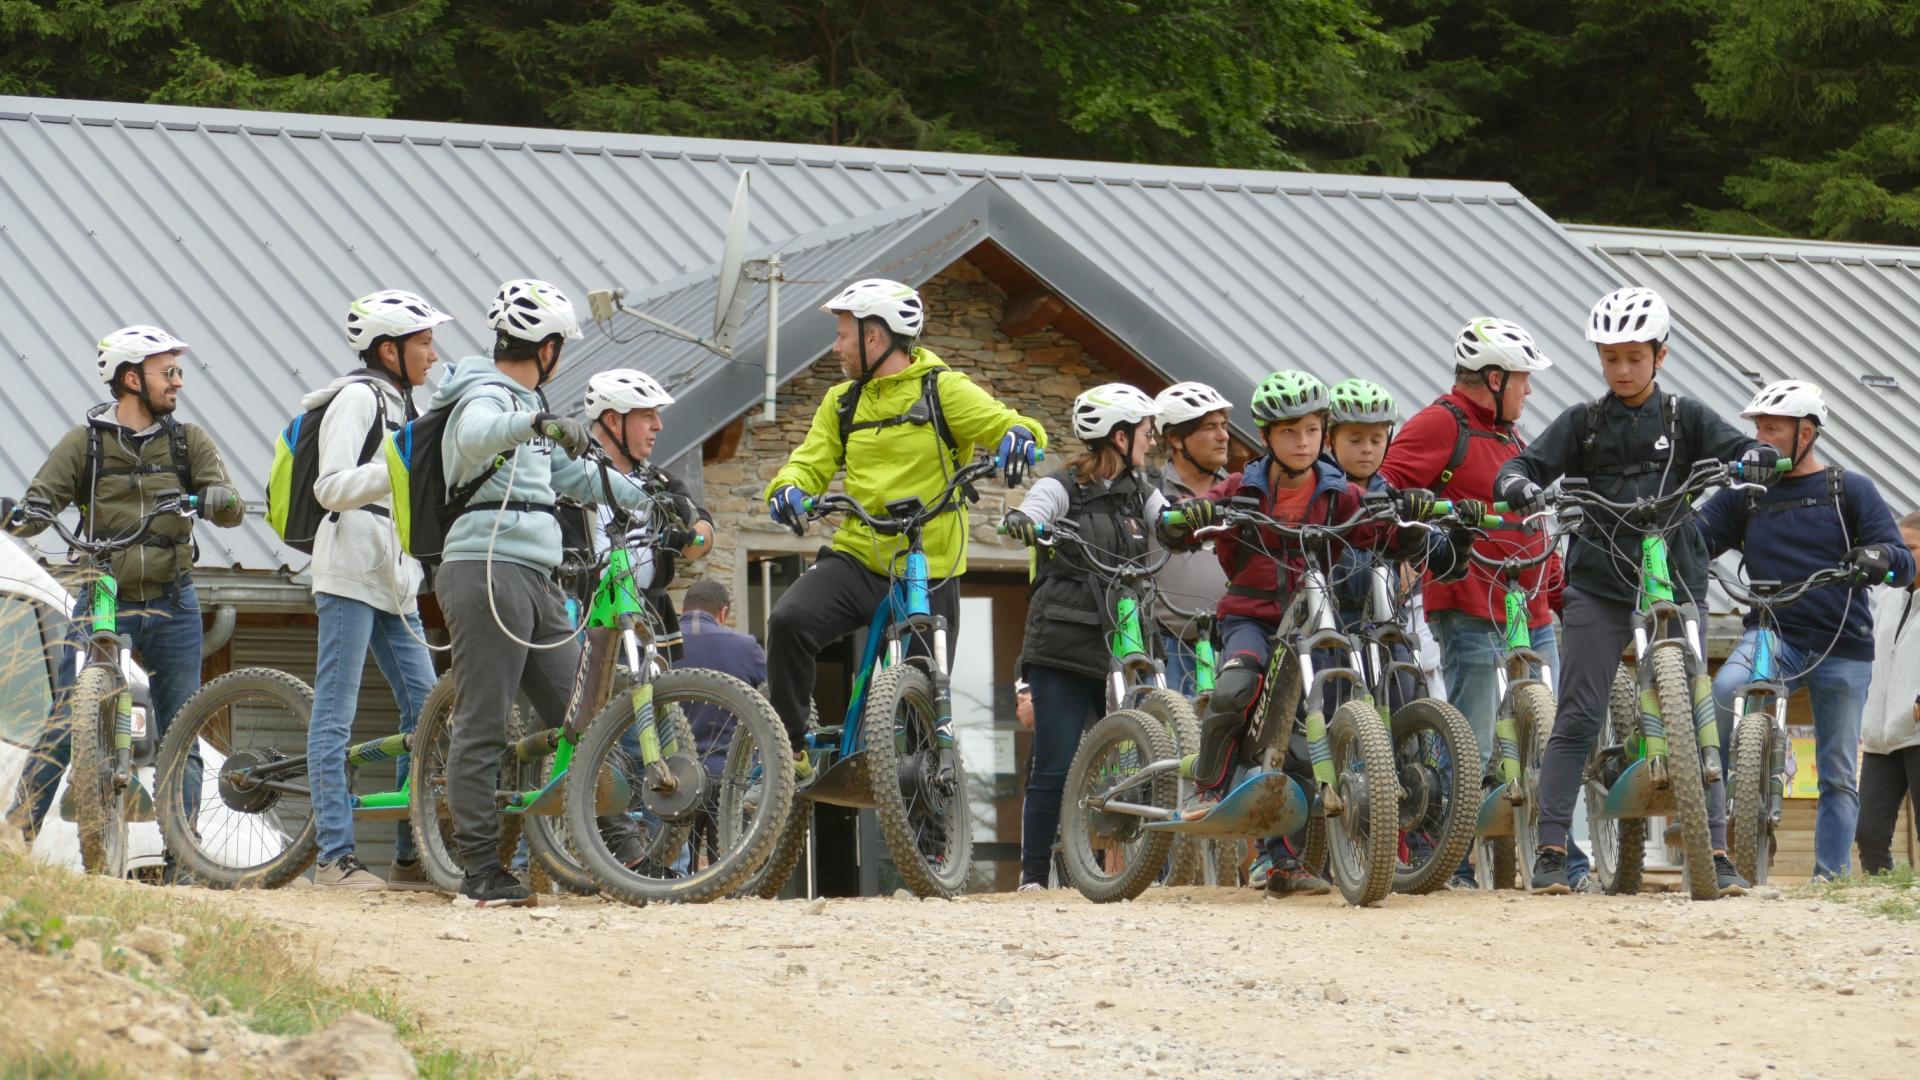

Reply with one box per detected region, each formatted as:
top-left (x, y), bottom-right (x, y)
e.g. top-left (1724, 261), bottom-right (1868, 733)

top-left (1394, 487), bottom-right (1437, 522)
top-left (1739, 444), bottom-right (1782, 483)
top-left (1451, 498), bottom-right (1488, 527)
top-left (1001, 509), bottom-right (1039, 545)
top-left (1172, 497), bottom-right (1217, 530)
top-left (530, 412), bottom-right (593, 458)
top-left (1845, 544), bottom-right (1893, 585)
top-left (1496, 474), bottom-right (1544, 514)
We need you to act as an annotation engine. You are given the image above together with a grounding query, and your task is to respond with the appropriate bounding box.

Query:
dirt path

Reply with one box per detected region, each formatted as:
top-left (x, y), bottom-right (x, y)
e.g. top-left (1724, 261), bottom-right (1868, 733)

top-left (218, 883), bottom-right (1917, 1079)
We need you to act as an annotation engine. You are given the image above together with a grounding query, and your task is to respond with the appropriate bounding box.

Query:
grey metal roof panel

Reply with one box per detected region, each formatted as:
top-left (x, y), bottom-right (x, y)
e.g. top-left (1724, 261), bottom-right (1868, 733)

top-left (1571, 224), bottom-right (1920, 511)
top-left (1, 94), bottom-right (1760, 577)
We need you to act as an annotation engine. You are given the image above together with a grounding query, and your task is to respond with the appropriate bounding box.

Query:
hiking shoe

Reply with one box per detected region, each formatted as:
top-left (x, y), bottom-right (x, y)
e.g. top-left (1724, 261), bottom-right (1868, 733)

top-left (1016, 881), bottom-right (1045, 894)
top-left (1530, 849), bottom-right (1570, 894)
top-left (1245, 854), bottom-right (1274, 889)
top-left (1713, 854), bottom-right (1751, 897)
top-left (1263, 859), bottom-right (1332, 897)
top-left (315, 854), bottom-right (384, 890)
top-left (386, 857), bottom-right (438, 893)
top-left (457, 864), bottom-right (536, 908)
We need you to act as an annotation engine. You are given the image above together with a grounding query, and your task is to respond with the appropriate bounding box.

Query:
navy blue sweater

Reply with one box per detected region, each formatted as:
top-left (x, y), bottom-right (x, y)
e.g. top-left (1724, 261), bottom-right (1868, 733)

top-left (1694, 467), bottom-right (1916, 661)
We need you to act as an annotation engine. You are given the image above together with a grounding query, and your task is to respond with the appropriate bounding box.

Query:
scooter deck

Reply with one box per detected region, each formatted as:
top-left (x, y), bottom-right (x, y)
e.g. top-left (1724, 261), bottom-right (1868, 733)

top-left (799, 749), bottom-right (877, 809)
top-left (1597, 758), bottom-right (1678, 819)
top-left (1476, 780), bottom-right (1515, 837)
top-left (1145, 771), bottom-right (1308, 839)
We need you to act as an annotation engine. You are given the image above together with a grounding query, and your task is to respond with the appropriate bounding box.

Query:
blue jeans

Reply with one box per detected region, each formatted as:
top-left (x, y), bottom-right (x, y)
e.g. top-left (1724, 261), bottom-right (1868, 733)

top-left (1161, 634), bottom-right (1199, 697)
top-left (1021, 664), bottom-right (1104, 885)
top-left (10, 579), bottom-right (206, 840)
top-left (1711, 628), bottom-right (1871, 879)
top-left (1427, 611), bottom-right (1588, 882)
top-left (310, 593), bottom-right (437, 864)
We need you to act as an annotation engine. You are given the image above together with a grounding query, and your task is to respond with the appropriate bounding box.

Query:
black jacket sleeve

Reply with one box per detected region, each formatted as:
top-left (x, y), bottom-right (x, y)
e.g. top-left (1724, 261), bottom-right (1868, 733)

top-left (1495, 404), bottom-right (1582, 490)
top-left (1682, 396), bottom-right (1765, 465)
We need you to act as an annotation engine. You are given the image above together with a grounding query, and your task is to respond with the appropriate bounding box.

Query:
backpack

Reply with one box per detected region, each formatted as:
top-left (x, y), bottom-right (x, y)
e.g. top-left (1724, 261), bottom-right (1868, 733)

top-left (81, 416), bottom-right (194, 549)
top-left (833, 367), bottom-right (960, 469)
top-left (1733, 465), bottom-right (1853, 550)
top-left (1433, 398), bottom-right (1523, 486)
top-left (265, 376), bottom-right (390, 554)
top-left (384, 386), bottom-right (531, 566)
top-left (1575, 391), bottom-right (1680, 480)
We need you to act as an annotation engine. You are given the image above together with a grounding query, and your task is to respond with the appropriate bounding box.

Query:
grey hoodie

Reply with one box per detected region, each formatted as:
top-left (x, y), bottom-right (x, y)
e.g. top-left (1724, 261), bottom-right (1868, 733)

top-left (430, 356), bottom-right (649, 574)
top-left (1863, 586), bottom-right (1920, 755)
top-left (304, 372), bottom-right (422, 614)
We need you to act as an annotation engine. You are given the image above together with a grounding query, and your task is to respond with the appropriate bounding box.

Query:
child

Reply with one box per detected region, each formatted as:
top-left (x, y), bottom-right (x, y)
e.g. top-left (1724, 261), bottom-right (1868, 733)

top-left (1495, 286), bottom-right (1778, 896)
top-left (1167, 370), bottom-right (1475, 894)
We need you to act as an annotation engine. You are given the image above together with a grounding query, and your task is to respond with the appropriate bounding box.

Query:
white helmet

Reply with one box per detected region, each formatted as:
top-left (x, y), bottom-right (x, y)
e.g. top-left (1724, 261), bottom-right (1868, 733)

top-left (1586, 287), bottom-right (1671, 344)
top-left (1152, 381), bottom-right (1232, 432)
top-left (488, 279), bottom-right (583, 343)
top-left (1741, 379), bottom-right (1828, 425)
top-left (819, 278), bottom-right (924, 338)
top-left (585, 369), bottom-right (676, 420)
top-left (346, 289), bottom-right (453, 353)
top-left (96, 325), bottom-right (189, 384)
top-left (1072, 383), bottom-right (1159, 441)
top-left (1452, 317), bottom-right (1553, 372)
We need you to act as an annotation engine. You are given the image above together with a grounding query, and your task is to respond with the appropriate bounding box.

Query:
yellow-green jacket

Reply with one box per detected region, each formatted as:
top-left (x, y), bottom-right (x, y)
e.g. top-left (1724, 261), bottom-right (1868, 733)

top-left (763, 348), bottom-right (1047, 577)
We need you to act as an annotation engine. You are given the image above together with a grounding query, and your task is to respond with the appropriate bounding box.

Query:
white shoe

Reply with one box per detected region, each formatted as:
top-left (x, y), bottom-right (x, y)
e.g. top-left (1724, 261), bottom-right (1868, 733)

top-left (1016, 881), bottom-right (1045, 893)
top-left (315, 855), bottom-right (385, 890)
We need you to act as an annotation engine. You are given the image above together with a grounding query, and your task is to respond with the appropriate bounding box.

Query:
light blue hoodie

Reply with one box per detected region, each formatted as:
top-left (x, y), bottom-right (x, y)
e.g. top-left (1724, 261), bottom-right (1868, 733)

top-left (430, 355), bottom-right (649, 573)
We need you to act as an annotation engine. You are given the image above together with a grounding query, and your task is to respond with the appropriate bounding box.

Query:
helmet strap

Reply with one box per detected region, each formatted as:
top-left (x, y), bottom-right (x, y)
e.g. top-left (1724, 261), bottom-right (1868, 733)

top-left (1790, 420), bottom-right (1818, 471)
top-left (596, 415), bottom-right (637, 469)
top-left (1485, 369), bottom-right (1510, 429)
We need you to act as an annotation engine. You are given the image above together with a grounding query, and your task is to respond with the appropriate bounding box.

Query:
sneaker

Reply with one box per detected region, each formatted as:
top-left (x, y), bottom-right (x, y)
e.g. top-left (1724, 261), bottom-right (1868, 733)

top-left (1263, 859), bottom-right (1332, 897)
top-left (1713, 854), bottom-right (1751, 897)
top-left (1530, 849), bottom-right (1570, 894)
top-left (386, 857), bottom-right (438, 893)
top-left (159, 853), bottom-right (199, 888)
top-left (457, 864), bottom-right (536, 908)
top-left (794, 750), bottom-right (815, 784)
top-left (315, 854), bottom-right (384, 890)
top-left (1445, 873), bottom-right (1479, 891)
top-left (1016, 881), bottom-right (1045, 893)
top-left (1245, 854), bottom-right (1274, 889)
top-left (1569, 873), bottom-right (1605, 895)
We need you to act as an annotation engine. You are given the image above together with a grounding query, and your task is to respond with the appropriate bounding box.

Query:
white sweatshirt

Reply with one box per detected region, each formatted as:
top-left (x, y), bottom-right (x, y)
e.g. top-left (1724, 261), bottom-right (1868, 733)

top-left (304, 375), bottom-right (424, 614)
top-left (1862, 586), bottom-right (1920, 755)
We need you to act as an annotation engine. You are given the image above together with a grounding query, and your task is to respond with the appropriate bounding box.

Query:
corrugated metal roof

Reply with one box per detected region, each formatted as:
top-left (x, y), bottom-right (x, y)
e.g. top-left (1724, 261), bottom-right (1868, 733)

top-left (1571, 223), bottom-right (1920, 511)
top-left (0, 95), bottom-right (1766, 576)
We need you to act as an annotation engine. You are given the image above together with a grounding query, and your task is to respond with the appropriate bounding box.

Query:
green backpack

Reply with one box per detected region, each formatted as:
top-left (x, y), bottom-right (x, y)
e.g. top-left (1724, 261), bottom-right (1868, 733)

top-left (265, 376), bottom-right (388, 554)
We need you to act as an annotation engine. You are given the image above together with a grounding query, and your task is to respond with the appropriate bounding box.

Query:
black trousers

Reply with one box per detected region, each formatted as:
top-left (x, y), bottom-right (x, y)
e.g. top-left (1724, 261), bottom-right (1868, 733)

top-left (1857, 746), bottom-right (1920, 875)
top-left (766, 548), bottom-right (961, 751)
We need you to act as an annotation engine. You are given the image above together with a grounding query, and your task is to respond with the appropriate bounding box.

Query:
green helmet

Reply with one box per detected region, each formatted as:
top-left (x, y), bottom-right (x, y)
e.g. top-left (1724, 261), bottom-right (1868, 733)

top-left (1250, 370), bottom-right (1329, 426)
top-left (1327, 378), bottom-right (1397, 427)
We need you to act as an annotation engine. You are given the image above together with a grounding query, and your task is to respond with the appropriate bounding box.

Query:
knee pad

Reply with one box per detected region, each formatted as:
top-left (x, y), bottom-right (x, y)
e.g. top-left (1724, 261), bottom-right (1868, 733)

top-left (1211, 651), bottom-right (1267, 719)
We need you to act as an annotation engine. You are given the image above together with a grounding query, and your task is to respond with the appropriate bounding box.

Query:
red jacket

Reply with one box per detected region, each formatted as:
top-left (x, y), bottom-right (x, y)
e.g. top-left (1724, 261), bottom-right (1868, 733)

top-left (1380, 388), bottom-right (1555, 628)
top-left (1204, 458), bottom-right (1402, 625)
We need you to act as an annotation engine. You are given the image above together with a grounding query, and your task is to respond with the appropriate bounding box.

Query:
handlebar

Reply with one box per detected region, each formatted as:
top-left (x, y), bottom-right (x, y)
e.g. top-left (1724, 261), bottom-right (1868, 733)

top-left (7, 495), bottom-right (199, 559)
top-left (803, 458), bottom-right (998, 537)
top-left (998, 515), bottom-right (1171, 580)
top-left (1712, 564), bottom-right (1887, 610)
top-left (1545, 457), bottom-right (1767, 521)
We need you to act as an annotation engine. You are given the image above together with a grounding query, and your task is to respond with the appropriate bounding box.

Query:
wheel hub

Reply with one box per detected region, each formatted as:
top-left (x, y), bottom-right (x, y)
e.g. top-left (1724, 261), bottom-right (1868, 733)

top-left (640, 753), bottom-right (707, 823)
top-left (1397, 762), bottom-right (1437, 831)
top-left (218, 750), bottom-right (286, 814)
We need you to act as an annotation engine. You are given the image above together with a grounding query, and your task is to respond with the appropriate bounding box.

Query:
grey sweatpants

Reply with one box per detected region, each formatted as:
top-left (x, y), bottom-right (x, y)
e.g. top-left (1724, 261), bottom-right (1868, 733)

top-left (1537, 587), bottom-right (1728, 852)
top-left (436, 559), bottom-right (587, 874)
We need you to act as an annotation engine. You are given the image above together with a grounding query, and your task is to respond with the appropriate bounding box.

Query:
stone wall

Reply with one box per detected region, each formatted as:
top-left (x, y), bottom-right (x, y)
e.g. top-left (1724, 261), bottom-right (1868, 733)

top-left (689, 256), bottom-right (1132, 593)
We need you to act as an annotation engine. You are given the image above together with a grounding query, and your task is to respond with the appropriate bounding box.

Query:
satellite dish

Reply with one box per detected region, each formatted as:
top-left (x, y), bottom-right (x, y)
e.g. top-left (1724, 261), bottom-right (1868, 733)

top-left (713, 170), bottom-right (752, 350)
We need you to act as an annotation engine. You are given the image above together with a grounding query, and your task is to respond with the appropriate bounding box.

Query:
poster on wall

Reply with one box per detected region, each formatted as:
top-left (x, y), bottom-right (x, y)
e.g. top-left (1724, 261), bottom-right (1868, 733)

top-left (1787, 725), bottom-right (1818, 799)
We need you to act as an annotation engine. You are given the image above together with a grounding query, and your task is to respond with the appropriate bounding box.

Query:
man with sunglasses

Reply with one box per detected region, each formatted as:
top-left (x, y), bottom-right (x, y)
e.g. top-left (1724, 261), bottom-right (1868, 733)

top-left (2, 326), bottom-right (244, 872)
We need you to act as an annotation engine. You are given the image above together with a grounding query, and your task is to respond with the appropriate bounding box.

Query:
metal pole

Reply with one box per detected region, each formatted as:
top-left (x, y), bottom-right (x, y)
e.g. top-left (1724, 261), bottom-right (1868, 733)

top-left (762, 253), bottom-right (781, 424)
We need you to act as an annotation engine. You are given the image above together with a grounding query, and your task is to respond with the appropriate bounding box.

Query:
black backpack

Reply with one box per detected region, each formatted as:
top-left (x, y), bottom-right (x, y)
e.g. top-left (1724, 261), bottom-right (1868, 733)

top-left (1432, 398), bottom-right (1523, 486)
top-left (266, 375), bottom-right (391, 554)
top-left (833, 367), bottom-right (961, 468)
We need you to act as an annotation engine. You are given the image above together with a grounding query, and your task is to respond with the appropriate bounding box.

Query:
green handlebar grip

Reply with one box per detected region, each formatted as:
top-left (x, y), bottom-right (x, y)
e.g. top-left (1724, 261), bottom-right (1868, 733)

top-left (1491, 501), bottom-right (1511, 514)
top-left (1162, 509), bottom-right (1187, 527)
top-left (1776, 458), bottom-right (1794, 473)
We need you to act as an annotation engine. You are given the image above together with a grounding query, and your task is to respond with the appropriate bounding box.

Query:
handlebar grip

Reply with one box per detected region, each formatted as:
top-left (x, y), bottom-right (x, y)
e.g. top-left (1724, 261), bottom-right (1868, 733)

top-left (1491, 501), bottom-right (1511, 514)
top-left (1161, 509), bottom-right (1187, 527)
top-left (995, 521), bottom-right (1049, 537)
